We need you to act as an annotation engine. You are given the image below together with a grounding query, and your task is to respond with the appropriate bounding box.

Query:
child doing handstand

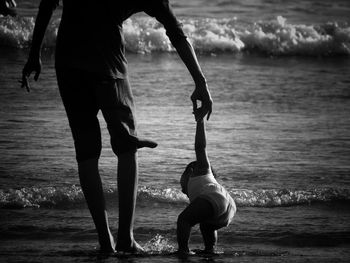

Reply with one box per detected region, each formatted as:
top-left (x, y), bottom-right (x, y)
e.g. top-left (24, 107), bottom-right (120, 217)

top-left (177, 111), bottom-right (236, 254)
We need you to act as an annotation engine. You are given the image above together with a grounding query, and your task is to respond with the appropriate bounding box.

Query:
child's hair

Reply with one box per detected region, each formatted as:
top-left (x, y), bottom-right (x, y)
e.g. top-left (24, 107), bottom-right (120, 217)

top-left (180, 161), bottom-right (218, 195)
top-left (183, 161), bottom-right (218, 178)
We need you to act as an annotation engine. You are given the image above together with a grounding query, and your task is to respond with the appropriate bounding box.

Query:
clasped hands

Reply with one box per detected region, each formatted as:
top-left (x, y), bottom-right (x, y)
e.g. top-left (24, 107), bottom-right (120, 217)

top-left (191, 81), bottom-right (213, 121)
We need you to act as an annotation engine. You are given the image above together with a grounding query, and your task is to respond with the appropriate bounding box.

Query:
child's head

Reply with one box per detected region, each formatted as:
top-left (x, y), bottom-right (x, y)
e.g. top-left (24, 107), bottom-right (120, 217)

top-left (180, 161), bottom-right (196, 195)
top-left (180, 161), bottom-right (217, 195)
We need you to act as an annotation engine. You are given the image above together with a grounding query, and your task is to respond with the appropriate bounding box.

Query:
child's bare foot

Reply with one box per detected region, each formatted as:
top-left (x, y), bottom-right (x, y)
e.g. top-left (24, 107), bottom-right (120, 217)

top-left (136, 138), bottom-right (157, 149)
top-left (116, 240), bottom-right (144, 254)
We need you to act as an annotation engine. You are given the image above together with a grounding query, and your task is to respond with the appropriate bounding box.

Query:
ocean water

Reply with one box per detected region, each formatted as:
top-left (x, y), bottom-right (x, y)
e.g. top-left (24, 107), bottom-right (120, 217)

top-left (1, 0), bottom-right (350, 262)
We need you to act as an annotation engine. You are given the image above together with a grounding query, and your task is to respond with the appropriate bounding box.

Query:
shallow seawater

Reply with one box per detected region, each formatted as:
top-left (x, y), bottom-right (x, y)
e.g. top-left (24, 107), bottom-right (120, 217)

top-left (1, 204), bottom-right (350, 262)
top-left (1, 50), bottom-right (350, 190)
top-left (1, 49), bottom-right (350, 262)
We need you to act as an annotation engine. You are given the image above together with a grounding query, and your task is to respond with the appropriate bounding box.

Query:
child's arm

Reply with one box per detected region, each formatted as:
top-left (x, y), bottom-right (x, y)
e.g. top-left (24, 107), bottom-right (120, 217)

top-left (194, 117), bottom-right (210, 174)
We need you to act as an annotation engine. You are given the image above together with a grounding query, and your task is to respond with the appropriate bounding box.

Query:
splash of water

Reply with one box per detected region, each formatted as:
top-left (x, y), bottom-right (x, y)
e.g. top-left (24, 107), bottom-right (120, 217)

top-left (143, 234), bottom-right (175, 254)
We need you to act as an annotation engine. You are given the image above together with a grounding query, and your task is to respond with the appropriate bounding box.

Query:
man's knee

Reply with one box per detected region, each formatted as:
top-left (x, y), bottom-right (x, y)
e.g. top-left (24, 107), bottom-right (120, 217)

top-left (73, 132), bottom-right (102, 163)
top-left (75, 142), bottom-right (102, 163)
top-left (110, 136), bottom-right (137, 157)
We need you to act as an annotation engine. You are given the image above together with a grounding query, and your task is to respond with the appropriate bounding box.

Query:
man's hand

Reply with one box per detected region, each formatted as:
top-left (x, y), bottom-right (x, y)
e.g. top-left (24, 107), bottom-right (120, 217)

top-left (0, 0), bottom-right (17, 17)
top-left (20, 55), bottom-right (42, 92)
top-left (191, 81), bottom-right (213, 121)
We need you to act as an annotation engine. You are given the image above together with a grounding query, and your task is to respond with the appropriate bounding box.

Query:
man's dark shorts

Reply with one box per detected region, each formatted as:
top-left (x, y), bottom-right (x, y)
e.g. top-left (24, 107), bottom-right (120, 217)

top-left (56, 68), bottom-right (138, 162)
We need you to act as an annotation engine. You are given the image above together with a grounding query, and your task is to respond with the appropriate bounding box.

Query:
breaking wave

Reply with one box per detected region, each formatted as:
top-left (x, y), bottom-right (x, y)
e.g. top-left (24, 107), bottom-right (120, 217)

top-left (1, 185), bottom-right (349, 209)
top-left (1, 15), bottom-right (349, 56)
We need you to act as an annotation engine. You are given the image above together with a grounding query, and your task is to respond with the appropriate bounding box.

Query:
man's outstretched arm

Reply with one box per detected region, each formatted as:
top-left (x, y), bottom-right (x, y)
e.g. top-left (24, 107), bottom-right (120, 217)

top-left (172, 38), bottom-right (213, 120)
top-left (145, 0), bottom-right (213, 120)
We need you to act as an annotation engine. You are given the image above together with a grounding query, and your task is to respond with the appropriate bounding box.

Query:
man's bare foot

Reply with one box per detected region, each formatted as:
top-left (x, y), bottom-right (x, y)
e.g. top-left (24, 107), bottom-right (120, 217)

top-left (116, 240), bottom-right (145, 254)
top-left (193, 248), bottom-right (222, 255)
top-left (98, 233), bottom-right (116, 254)
top-left (136, 138), bottom-right (157, 149)
top-left (177, 249), bottom-right (195, 258)
top-left (99, 241), bottom-right (116, 255)
top-left (98, 246), bottom-right (116, 255)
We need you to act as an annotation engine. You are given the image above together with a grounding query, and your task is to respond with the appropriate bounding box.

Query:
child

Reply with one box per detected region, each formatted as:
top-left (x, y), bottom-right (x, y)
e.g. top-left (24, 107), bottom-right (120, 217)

top-left (177, 111), bottom-right (236, 254)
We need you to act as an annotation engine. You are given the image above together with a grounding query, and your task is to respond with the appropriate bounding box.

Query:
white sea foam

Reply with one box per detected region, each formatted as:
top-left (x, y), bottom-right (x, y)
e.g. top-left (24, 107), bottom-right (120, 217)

top-left (0, 185), bottom-right (349, 209)
top-left (239, 16), bottom-right (350, 55)
top-left (0, 16), bottom-right (34, 48)
top-left (143, 234), bottom-right (175, 253)
top-left (1, 16), bottom-right (349, 56)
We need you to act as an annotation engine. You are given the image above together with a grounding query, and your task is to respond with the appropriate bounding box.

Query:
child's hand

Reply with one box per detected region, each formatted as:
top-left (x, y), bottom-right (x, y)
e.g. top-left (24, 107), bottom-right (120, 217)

top-left (193, 107), bottom-right (206, 122)
top-left (190, 83), bottom-right (213, 121)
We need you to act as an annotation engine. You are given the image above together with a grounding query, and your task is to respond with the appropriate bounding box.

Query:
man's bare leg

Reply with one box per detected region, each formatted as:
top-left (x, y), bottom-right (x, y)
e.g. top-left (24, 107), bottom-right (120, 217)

top-left (78, 158), bottom-right (116, 253)
top-left (116, 151), bottom-right (143, 253)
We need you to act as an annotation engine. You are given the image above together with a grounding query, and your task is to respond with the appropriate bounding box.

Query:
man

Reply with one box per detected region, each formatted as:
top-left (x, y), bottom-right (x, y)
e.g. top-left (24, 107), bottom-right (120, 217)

top-left (21, 0), bottom-right (213, 253)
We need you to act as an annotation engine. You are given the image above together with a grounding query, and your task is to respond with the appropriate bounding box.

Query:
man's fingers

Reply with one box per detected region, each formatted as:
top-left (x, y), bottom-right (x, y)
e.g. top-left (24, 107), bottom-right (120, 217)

top-left (193, 100), bottom-right (197, 113)
top-left (34, 71), bottom-right (40, 81)
top-left (205, 99), bottom-right (212, 120)
top-left (20, 75), bottom-right (26, 88)
top-left (24, 78), bottom-right (30, 92)
top-left (21, 66), bottom-right (32, 92)
top-left (191, 98), bottom-right (198, 113)
top-left (20, 75), bottom-right (30, 92)
top-left (196, 103), bottom-right (212, 121)
top-left (25, 81), bottom-right (30, 92)
top-left (191, 89), bottom-right (213, 120)
top-left (194, 106), bottom-right (208, 122)
top-left (206, 107), bottom-right (212, 120)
